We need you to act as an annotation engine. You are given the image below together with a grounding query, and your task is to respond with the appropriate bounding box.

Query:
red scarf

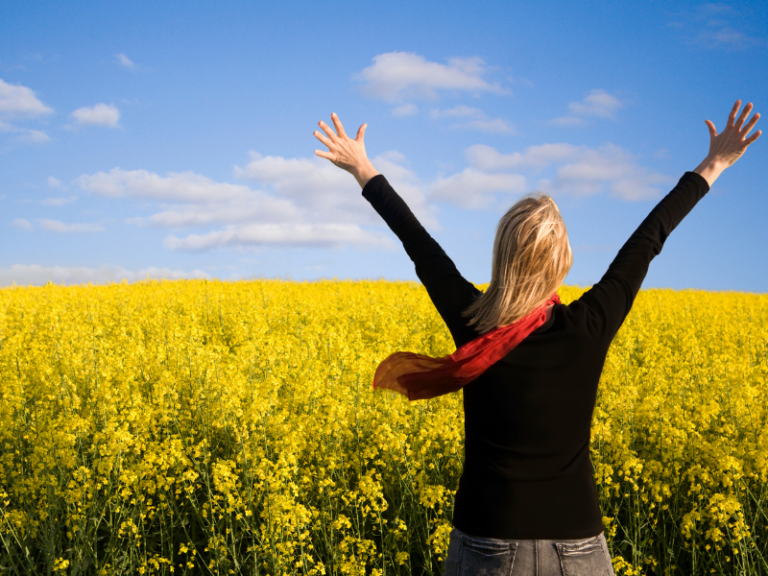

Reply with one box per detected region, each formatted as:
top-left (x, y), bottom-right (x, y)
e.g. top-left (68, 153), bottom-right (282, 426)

top-left (372, 294), bottom-right (560, 400)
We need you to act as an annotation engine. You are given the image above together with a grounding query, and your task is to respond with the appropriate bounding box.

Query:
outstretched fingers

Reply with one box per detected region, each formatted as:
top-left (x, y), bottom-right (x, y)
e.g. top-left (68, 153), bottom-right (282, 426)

top-left (705, 119), bottom-right (718, 139)
top-left (318, 120), bottom-right (338, 143)
top-left (727, 100), bottom-right (742, 128)
top-left (745, 129), bottom-right (762, 146)
top-left (312, 112), bottom-right (376, 187)
top-left (742, 111), bottom-right (761, 136)
top-left (356, 123), bottom-right (367, 142)
top-left (313, 129), bottom-right (334, 149)
top-left (314, 122), bottom-right (338, 162)
top-left (735, 102), bottom-right (753, 130)
top-left (331, 113), bottom-right (348, 139)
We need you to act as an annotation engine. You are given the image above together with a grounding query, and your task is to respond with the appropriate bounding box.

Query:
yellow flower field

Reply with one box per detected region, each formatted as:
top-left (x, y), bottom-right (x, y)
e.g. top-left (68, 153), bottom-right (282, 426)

top-left (0, 279), bottom-right (767, 576)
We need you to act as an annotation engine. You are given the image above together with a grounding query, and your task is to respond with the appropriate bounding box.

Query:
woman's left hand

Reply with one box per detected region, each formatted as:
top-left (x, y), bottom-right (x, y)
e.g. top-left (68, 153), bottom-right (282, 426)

top-left (314, 113), bottom-right (379, 188)
top-left (694, 100), bottom-right (761, 187)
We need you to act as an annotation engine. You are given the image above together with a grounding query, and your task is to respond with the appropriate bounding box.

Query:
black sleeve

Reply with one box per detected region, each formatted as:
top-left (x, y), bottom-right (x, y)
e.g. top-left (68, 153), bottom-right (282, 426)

top-left (577, 171), bottom-right (710, 343)
top-left (362, 174), bottom-right (482, 340)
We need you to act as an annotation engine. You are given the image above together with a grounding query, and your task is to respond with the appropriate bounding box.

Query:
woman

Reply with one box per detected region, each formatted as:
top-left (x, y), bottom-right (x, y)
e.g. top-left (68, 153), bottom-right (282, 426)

top-left (313, 101), bottom-right (761, 576)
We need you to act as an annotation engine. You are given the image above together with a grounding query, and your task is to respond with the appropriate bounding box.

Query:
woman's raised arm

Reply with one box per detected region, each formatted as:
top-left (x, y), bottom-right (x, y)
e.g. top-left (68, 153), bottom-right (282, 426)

top-left (578, 100), bottom-right (761, 342)
top-left (313, 114), bottom-right (481, 342)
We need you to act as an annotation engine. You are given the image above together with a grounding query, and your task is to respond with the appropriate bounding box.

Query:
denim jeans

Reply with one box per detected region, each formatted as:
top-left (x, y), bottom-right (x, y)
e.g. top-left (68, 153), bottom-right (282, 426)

top-left (442, 527), bottom-right (616, 576)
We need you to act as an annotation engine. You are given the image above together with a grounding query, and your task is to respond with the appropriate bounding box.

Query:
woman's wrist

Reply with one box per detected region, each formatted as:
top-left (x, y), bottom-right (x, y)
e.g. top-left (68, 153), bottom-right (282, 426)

top-left (353, 160), bottom-right (379, 189)
top-left (693, 156), bottom-right (727, 188)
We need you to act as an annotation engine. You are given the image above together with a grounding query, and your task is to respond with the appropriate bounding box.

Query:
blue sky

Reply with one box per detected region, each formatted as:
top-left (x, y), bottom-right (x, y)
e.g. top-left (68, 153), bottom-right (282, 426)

top-left (1, 0), bottom-right (766, 291)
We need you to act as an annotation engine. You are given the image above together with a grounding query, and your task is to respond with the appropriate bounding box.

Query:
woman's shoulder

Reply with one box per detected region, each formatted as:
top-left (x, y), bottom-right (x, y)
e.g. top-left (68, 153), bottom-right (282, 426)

top-left (527, 301), bottom-right (595, 337)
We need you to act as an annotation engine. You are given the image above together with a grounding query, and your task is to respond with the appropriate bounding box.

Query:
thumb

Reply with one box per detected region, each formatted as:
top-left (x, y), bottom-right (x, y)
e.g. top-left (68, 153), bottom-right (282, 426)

top-left (356, 123), bottom-right (367, 142)
top-left (705, 119), bottom-right (717, 139)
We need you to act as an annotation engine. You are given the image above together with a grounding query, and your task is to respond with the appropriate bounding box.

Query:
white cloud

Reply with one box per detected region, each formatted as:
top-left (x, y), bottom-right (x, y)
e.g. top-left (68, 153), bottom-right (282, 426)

top-left (686, 4), bottom-right (764, 49)
top-left (568, 89), bottom-right (623, 118)
top-left (75, 151), bottom-right (436, 251)
top-left (0, 264), bottom-right (210, 287)
top-left (465, 142), bottom-right (671, 201)
top-left (38, 219), bottom-right (104, 233)
top-left (235, 151), bottom-right (436, 227)
top-left (465, 118), bottom-right (516, 134)
top-left (78, 167), bottom-right (286, 204)
top-left (552, 89), bottom-right (624, 126)
top-left (537, 144), bottom-right (671, 200)
top-left (392, 103), bottom-right (419, 117)
top-left (164, 224), bottom-right (391, 251)
top-left (430, 105), bottom-right (483, 118)
top-left (550, 116), bottom-right (586, 127)
top-left (0, 121), bottom-right (50, 143)
top-left (126, 205), bottom-right (277, 228)
top-left (234, 153), bottom-right (365, 218)
top-left (430, 169), bottom-right (527, 209)
top-left (466, 143), bottom-right (580, 170)
top-left (696, 3), bottom-right (733, 17)
top-left (430, 106), bottom-right (516, 134)
top-left (0, 79), bottom-right (53, 117)
top-left (21, 129), bottom-right (50, 142)
top-left (70, 103), bottom-right (121, 128)
top-left (78, 168), bottom-right (299, 228)
top-left (48, 176), bottom-right (63, 188)
top-left (116, 53), bottom-right (136, 70)
top-left (40, 196), bottom-right (77, 206)
top-left (356, 52), bottom-right (507, 102)
top-left (691, 27), bottom-right (763, 49)
top-left (12, 218), bottom-right (32, 230)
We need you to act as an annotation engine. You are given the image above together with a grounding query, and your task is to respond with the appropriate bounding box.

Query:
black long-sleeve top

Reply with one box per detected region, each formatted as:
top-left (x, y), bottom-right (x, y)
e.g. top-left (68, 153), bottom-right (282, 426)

top-left (362, 171), bottom-right (710, 539)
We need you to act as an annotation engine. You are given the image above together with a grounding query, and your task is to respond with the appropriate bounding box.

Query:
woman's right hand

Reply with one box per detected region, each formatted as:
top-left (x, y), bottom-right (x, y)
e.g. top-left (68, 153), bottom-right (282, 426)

top-left (694, 100), bottom-right (761, 187)
top-left (314, 113), bottom-right (379, 188)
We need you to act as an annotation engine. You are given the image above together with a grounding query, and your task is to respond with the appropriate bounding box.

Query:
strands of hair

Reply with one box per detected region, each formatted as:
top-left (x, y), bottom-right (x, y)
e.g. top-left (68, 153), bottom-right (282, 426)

top-left (462, 193), bottom-right (573, 334)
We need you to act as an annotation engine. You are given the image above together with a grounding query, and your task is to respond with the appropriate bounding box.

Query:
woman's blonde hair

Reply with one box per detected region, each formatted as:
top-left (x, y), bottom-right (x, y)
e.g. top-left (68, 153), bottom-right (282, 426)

top-left (462, 192), bottom-right (572, 334)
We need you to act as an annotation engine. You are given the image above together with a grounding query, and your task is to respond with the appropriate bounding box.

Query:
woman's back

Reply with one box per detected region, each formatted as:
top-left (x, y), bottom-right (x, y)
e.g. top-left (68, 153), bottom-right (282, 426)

top-left (458, 303), bottom-right (611, 539)
top-left (464, 304), bottom-right (602, 482)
